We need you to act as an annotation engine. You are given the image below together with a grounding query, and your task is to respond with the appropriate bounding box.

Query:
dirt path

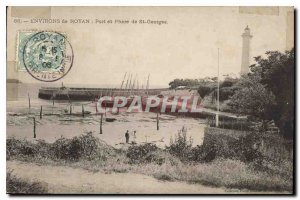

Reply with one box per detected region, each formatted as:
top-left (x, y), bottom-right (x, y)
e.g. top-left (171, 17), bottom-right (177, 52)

top-left (7, 161), bottom-right (288, 194)
top-left (7, 160), bottom-right (229, 194)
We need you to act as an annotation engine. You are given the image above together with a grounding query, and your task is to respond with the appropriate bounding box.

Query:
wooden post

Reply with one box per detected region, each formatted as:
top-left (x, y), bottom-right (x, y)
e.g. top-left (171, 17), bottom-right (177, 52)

top-left (40, 106), bottom-right (42, 119)
top-left (104, 102), bottom-right (107, 117)
top-left (52, 96), bottom-right (54, 114)
top-left (33, 117), bottom-right (36, 138)
top-left (28, 93), bottom-right (31, 113)
top-left (156, 112), bottom-right (159, 131)
top-left (95, 100), bottom-right (98, 113)
top-left (100, 114), bottom-right (103, 134)
top-left (82, 104), bottom-right (84, 117)
top-left (69, 104), bottom-right (72, 115)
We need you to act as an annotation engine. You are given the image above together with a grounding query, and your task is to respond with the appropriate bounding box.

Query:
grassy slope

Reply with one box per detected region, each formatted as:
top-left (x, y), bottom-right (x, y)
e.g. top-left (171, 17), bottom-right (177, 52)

top-left (6, 135), bottom-right (293, 193)
top-left (7, 171), bottom-right (48, 194)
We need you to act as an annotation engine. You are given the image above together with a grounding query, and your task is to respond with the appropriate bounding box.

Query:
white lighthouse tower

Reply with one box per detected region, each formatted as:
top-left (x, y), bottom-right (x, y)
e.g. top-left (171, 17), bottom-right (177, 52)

top-left (241, 25), bottom-right (252, 75)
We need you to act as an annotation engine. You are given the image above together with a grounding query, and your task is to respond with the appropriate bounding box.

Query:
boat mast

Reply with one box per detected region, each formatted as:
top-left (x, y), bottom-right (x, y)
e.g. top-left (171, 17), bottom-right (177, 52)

top-left (128, 73), bottom-right (132, 96)
top-left (146, 74), bottom-right (150, 96)
top-left (142, 76), bottom-right (146, 95)
top-left (128, 73), bottom-right (132, 90)
top-left (125, 74), bottom-right (129, 90)
top-left (120, 72), bottom-right (127, 89)
top-left (131, 74), bottom-right (137, 96)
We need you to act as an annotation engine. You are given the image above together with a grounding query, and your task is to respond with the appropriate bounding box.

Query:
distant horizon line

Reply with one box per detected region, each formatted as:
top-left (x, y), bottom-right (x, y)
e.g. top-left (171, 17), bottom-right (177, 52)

top-left (6, 73), bottom-right (240, 88)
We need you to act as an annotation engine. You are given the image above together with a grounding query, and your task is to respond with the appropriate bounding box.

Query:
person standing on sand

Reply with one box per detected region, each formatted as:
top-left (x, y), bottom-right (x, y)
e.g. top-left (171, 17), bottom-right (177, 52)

top-left (133, 130), bottom-right (136, 138)
top-left (125, 130), bottom-right (130, 143)
top-left (133, 130), bottom-right (136, 143)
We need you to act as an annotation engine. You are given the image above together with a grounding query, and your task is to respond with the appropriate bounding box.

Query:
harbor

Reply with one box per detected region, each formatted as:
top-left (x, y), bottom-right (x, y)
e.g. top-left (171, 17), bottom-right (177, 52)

top-left (7, 82), bottom-right (206, 148)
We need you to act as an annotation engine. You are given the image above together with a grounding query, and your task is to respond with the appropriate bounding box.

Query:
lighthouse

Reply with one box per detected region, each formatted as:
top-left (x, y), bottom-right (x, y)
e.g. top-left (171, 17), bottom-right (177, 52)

top-left (241, 25), bottom-right (252, 75)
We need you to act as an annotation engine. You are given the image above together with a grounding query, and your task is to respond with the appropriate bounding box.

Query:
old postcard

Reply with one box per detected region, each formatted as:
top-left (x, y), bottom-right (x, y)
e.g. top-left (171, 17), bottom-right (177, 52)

top-left (6, 6), bottom-right (294, 194)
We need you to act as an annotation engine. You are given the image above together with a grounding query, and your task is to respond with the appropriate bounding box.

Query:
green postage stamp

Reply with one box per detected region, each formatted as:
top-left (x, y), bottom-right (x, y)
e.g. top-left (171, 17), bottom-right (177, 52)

top-left (16, 30), bottom-right (73, 82)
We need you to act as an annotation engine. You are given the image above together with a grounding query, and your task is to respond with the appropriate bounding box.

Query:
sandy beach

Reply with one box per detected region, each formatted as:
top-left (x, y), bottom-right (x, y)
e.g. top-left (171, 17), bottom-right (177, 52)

top-left (7, 96), bottom-right (206, 148)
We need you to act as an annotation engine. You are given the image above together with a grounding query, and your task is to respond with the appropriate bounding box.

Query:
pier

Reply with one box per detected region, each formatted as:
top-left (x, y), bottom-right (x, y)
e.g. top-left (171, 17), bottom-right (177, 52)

top-left (38, 87), bottom-right (169, 101)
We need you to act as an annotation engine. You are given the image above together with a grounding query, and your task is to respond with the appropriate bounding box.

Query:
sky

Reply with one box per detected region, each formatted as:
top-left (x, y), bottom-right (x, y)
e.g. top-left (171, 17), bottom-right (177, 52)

top-left (7, 6), bottom-right (294, 88)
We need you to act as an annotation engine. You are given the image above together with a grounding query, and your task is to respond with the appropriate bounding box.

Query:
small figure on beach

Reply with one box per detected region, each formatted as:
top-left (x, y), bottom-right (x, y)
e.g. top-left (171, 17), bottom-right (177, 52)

top-left (125, 130), bottom-right (130, 143)
top-left (133, 130), bottom-right (137, 143)
top-left (133, 130), bottom-right (136, 139)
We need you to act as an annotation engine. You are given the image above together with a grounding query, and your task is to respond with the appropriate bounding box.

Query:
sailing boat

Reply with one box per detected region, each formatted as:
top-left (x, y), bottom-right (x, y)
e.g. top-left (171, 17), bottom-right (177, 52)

top-left (100, 72), bottom-right (134, 109)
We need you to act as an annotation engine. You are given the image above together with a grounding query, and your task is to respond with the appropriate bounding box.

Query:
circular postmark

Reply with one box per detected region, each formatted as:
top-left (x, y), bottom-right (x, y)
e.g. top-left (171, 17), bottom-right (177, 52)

top-left (22, 31), bottom-right (74, 82)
